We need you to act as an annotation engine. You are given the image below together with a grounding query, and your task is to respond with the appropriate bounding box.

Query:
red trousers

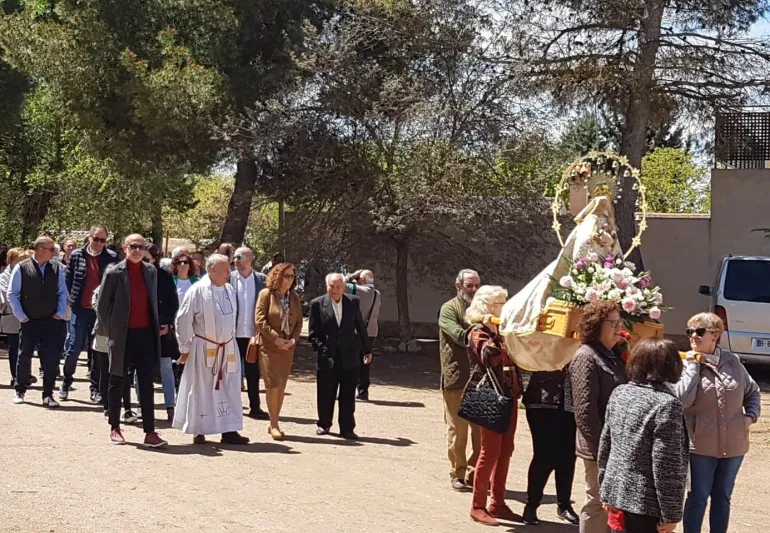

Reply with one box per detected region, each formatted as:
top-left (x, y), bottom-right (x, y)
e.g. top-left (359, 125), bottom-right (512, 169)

top-left (472, 408), bottom-right (518, 509)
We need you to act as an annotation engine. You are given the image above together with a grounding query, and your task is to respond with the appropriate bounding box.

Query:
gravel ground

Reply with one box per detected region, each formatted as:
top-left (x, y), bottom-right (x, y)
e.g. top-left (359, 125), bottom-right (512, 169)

top-left (0, 341), bottom-right (768, 533)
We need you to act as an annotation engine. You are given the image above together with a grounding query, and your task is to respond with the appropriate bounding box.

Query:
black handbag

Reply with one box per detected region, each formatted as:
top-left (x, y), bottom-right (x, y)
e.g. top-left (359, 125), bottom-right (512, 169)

top-left (458, 364), bottom-right (514, 434)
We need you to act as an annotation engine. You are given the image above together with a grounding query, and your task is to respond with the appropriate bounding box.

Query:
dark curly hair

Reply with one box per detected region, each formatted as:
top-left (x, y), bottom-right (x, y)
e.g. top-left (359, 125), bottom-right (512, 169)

top-left (266, 262), bottom-right (298, 292)
top-left (626, 338), bottom-right (683, 384)
top-left (171, 252), bottom-right (201, 278)
top-left (578, 300), bottom-right (620, 343)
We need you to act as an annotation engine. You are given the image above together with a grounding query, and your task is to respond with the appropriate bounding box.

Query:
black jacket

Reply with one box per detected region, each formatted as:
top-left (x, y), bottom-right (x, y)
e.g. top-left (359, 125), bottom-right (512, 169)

top-left (522, 366), bottom-right (573, 412)
top-left (156, 266), bottom-right (179, 326)
top-left (308, 294), bottom-right (372, 370)
top-left (66, 245), bottom-right (119, 311)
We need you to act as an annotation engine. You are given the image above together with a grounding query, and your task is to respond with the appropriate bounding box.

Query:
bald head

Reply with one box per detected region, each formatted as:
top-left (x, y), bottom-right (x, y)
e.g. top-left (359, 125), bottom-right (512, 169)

top-left (123, 234), bottom-right (147, 263)
top-left (234, 247), bottom-right (253, 275)
top-left (207, 253), bottom-right (231, 287)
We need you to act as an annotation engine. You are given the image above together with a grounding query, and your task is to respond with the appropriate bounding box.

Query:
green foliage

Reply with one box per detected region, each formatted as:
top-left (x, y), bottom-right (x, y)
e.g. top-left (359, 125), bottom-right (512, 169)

top-left (641, 147), bottom-right (710, 214)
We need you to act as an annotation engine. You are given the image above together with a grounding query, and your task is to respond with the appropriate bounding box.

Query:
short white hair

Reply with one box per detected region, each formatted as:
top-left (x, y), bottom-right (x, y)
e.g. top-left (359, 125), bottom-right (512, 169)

top-left (206, 253), bottom-right (230, 272)
top-left (326, 272), bottom-right (344, 285)
top-left (360, 269), bottom-right (374, 284)
top-left (465, 285), bottom-right (508, 324)
top-left (171, 246), bottom-right (189, 259)
top-left (456, 269), bottom-right (479, 284)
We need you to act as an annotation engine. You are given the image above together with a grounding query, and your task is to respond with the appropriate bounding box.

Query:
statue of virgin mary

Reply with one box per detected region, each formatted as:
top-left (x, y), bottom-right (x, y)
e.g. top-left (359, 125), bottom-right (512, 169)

top-left (499, 194), bottom-right (623, 370)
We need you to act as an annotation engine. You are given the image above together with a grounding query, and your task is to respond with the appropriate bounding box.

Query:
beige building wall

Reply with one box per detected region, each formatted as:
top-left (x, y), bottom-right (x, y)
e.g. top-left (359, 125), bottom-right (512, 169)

top-left (374, 169), bottom-right (770, 339)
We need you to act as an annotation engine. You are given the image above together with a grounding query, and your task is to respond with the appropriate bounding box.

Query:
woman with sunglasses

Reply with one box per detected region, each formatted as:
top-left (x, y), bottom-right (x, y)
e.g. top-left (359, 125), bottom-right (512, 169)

top-left (255, 262), bottom-right (303, 440)
top-left (570, 300), bottom-right (629, 533)
top-left (674, 312), bottom-right (761, 533)
top-left (171, 252), bottom-right (200, 304)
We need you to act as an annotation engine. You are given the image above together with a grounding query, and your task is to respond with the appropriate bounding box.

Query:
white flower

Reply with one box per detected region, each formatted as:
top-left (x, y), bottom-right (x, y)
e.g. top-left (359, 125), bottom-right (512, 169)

top-left (559, 276), bottom-right (573, 289)
top-left (649, 307), bottom-right (662, 320)
top-left (585, 287), bottom-right (599, 302)
top-left (587, 267), bottom-right (595, 274)
top-left (616, 258), bottom-right (623, 265)
top-left (572, 269), bottom-right (579, 276)
top-left (626, 285), bottom-right (638, 296)
top-left (624, 261), bottom-right (637, 271)
top-left (655, 293), bottom-right (664, 305)
top-left (607, 289), bottom-right (622, 302)
top-left (588, 252), bottom-right (599, 262)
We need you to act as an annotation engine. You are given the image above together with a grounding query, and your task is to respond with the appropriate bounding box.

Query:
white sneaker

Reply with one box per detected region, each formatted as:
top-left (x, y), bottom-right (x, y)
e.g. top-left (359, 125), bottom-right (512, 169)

top-left (43, 396), bottom-right (60, 408)
top-left (123, 411), bottom-right (139, 424)
top-left (12, 392), bottom-right (24, 405)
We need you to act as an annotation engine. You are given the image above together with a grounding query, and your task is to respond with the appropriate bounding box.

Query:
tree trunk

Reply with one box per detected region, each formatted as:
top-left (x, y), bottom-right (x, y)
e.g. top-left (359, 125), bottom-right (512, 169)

top-left (220, 157), bottom-right (258, 245)
top-left (150, 202), bottom-right (163, 246)
top-left (394, 234), bottom-right (413, 343)
top-left (617, 0), bottom-right (665, 270)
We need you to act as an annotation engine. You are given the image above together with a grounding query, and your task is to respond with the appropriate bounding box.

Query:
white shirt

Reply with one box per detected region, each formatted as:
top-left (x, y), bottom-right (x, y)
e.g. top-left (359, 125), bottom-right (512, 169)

top-left (176, 278), bottom-right (193, 303)
top-left (234, 272), bottom-right (257, 338)
top-left (331, 298), bottom-right (343, 326)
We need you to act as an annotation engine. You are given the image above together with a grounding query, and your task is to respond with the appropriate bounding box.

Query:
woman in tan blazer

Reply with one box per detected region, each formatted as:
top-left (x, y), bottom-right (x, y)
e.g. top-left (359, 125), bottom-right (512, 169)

top-left (255, 262), bottom-right (303, 440)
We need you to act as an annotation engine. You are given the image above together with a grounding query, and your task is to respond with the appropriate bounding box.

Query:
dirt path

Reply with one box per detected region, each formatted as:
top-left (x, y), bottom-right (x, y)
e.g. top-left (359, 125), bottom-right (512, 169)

top-left (0, 342), bottom-right (768, 533)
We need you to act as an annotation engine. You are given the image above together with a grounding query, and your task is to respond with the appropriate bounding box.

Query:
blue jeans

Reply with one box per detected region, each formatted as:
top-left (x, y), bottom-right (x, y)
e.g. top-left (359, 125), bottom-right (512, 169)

top-left (159, 357), bottom-right (176, 409)
top-left (61, 308), bottom-right (96, 390)
top-left (683, 454), bottom-right (744, 533)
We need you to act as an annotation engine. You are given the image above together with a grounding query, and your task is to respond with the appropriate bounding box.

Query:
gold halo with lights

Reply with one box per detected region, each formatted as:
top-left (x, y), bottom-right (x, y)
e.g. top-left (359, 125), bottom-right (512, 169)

top-left (550, 151), bottom-right (648, 260)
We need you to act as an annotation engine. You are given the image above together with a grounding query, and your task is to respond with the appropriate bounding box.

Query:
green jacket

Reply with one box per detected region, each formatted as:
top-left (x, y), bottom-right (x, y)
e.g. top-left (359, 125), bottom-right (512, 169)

top-left (438, 295), bottom-right (472, 390)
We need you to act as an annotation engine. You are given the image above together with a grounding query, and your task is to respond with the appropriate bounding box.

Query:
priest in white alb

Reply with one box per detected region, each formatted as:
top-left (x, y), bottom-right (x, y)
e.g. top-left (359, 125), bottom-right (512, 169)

top-left (173, 254), bottom-right (250, 445)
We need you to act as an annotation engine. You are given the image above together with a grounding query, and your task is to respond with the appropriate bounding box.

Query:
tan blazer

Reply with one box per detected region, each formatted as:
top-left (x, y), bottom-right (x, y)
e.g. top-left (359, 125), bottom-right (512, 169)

top-left (255, 288), bottom-right (303, 349)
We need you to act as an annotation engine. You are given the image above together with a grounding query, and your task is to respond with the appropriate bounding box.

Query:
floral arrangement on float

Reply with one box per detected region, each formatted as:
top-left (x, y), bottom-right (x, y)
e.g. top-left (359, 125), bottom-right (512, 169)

top-left (550, 252), bottom-right (669, 327)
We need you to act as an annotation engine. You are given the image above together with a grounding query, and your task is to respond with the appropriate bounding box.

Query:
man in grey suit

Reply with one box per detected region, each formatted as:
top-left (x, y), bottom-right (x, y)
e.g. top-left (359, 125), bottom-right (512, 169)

top-left (345, 269), bottom-right (381, 401)
top-left (97, 234), bottom-right (167, 448)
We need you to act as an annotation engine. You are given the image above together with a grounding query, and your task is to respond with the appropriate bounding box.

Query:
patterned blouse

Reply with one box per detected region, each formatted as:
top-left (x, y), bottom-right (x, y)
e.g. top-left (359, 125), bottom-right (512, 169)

top-left (466, 324), bottom-right (521, 397)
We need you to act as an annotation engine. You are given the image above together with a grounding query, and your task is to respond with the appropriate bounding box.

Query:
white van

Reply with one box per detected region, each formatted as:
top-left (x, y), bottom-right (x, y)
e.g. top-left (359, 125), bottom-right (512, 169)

top-left (699, 255), bottom-right (770, 365)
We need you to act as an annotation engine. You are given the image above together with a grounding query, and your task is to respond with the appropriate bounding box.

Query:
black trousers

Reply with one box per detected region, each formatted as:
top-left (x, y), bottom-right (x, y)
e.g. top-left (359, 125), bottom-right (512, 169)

top-left (108, 327), bottom-right (156, 433)
top-left (526, 408), bottom-right (577, 509)
top-left (236, 337), bottom-right (262, 413)
top-left (17, 318), bottom-right (62, 398)
top-left (7, 332), bottom-right (19, 382)
top-left (94, 350), bottom-right (110, 411)
top-left (357, 336), bottom-right (375, 394)
top-left (317, 360), bottom-right (359, 432)
top-left (621, 511), bottom-right (659, 533)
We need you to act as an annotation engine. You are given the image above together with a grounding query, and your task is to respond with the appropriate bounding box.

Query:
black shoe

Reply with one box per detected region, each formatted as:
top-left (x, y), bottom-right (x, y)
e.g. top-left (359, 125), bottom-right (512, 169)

top-left (28, 375), bottom-right (38, 385)
top-left (356, 390), bottom-right (369, 401)
top-left (523, 505), bottom-right (539, 526)
top-left (316, 427), bottom-right (330, 436)
top-left (166, 407), bottom-right (175, 422)
top-left (451, 478), bottom-right (471, 492)
top-left (557, 504), bottom-right (579, 525)
top-left (341, 431), bottom-right (358, 440)
top-left (248, 409), bottom-right (270, 420)
top-left (193, 434), bottom-right (206, 444)
top-left (90, 391), bottom-right (101, 404)
top-left (221, 431), bottom-right (250, 445)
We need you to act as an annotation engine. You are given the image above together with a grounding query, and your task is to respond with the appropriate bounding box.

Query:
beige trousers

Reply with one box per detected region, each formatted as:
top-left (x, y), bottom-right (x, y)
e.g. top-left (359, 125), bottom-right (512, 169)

top-left (580, 459), bottom-right (609, 533)
top-left (443, 388), bottom-right (481, 482)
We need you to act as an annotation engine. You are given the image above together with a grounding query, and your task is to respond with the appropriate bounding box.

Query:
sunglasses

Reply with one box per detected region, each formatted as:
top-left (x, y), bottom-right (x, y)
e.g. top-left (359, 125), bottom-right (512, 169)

top-left (234, 254), bottom-right (245, 260)
top-left (127, 243), bottom-right (147, 251)
top-left (686, 327), bottom-right (716, 338)
top-left (91, 237), bottom-right (107, 244)
top-left (604, 319), bottom-right (622, 328)
top-left (176, 260), bottom-right (190, 266)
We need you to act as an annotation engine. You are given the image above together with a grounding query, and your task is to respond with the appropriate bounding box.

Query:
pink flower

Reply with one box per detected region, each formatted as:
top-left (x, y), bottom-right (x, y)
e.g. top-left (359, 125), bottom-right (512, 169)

top-left (559, 276), bottom-right (573, 289)
top-left (588, 252), bottom-right (599, 263)
top-left (640, 276), bottom-right (651, 289)
top-left (616, 279), bottom-right (629, 290)
top-left (575, 258), bottom-right (588, 270)
top-left (585, 287), bottom-right (599, 302)
top-left (622, 297), bottom-right (637, 313)
top-left (649, 307), bottom-right (662, 320)
top-left (655, 293), bottom-right (664, 305)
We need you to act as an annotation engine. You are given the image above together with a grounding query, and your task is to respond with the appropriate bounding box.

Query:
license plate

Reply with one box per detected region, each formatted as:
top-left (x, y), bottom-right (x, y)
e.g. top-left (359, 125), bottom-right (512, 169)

top-left (752, 338), bottom-right (770, 353)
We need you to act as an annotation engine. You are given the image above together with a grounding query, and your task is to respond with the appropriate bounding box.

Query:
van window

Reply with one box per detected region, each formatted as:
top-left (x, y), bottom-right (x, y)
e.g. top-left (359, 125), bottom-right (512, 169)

top-left (723, 260), bottom-right (770, 303)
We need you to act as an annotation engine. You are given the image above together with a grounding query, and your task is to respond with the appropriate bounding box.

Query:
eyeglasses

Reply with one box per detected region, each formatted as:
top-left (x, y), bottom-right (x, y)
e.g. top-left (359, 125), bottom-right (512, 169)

top-left (39, 246), bottom-right (55, 252)
top-left (91, 237), bottom-right (107, 244)
top-left (127, 244), bottom-right (147, 251)
top-left (283, 274), bottom-right (296, 280)
top-left (604, 319), bottom-right (622, 328)
top-left (234, 254), bottom-right (245, 260)
top-left (176, 260), bottom-right (190, 266)
top-left (686, 327), bottom-right (716, 338)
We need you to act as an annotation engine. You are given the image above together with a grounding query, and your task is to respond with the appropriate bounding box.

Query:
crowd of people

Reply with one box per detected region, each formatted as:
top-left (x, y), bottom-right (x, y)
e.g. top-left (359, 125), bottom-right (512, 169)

top-left (0, 226), bottom-right (380, 448)
top-left (439, 269), bottom-right (762, 532)
top-left (1, 228), bottom-right (764, 532)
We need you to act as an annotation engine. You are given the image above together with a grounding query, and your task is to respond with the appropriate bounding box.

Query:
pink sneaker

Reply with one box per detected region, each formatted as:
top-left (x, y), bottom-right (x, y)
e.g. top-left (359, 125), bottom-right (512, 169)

top-left (110, 428), bottom-right (125, 445)
top-left (142, 432), bottom-right (168, 449)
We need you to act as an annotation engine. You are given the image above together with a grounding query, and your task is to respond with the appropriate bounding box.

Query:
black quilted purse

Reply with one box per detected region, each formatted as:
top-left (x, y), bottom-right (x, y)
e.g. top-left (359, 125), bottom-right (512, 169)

top-left (458, 364), bottom-right (514, 434)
